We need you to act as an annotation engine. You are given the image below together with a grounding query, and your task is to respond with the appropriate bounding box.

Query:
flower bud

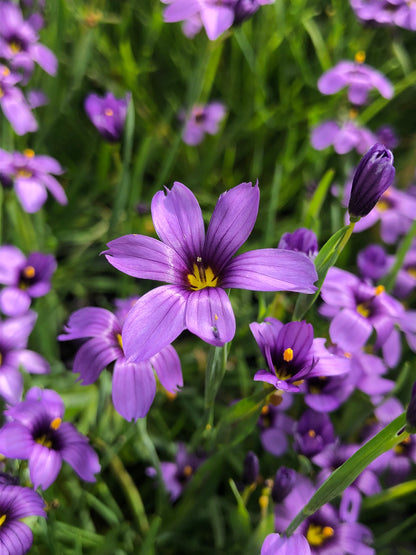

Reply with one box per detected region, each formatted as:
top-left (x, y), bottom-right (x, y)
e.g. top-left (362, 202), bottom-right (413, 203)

top-left (348, 143), bottom-right (395, 219)
top-left (271, 466), bottom-right (296, 503)
top-left (242, 451), bottom-right (259, 485)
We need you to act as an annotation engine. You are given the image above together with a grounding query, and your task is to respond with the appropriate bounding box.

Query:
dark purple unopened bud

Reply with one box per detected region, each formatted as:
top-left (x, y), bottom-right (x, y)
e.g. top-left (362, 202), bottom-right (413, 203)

top-left (271, 467), bottom-right (296, 503)
top-left (234, 0), bottom-right (260, 24)
top-left (406, 381), bottom-right (416, 431)
top-left (242, 451), bottom-right (259, 485)
top-left (348, 143), bottom-right (395, 219)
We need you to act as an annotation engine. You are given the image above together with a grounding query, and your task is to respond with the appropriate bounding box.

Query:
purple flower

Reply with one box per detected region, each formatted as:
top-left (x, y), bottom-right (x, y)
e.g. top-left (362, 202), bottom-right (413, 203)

top-left (311, 118), bottom-right (377, 155)
top-left (278, 228), bottom-right (318, 259)
top-left (357, 244), bottom-right (391, 281)
top-left (274, 473), bottom-right (375, 554)
top-left (104, 182), bottom-right (317, 361)
top-left (0, 387), bottom-right (100, 490)
top-left (0, 65), bottom-right (37, 135)
top-left (250, 318), bottom-right (348, 392)
top-left (293, 410), bottom-right (335, 458)
top-left (0, 148), bottom-right (66, 212)
top-left (84, 92), bottom-right (130, 142)
top-left (181, 102), bottom-right (226, 145)
top-left (0, 1), bottom-right (57, 81)
top-left (318, 55), bottom-right (393, 105)
top-left (271, 467), bottom-right (296, 503)
top-left (0, 245), bottom-right (56, 316)
top-left (348, 143), bottom-right (395, 219)
top-left (58, 305), bottom-right (183, 420)
top-left (258, 398), bottom-right (295, 457)
top-left (0, 311), bottom-right (50, 405)
top-left (261, 533), bottom-right (311, 555)
top-left (375, 125), bottom-right (398, 149)
top-left (0, 483), bottom-right (46, 555)
top-left (393, 243), bottom-right (416, 299)
top-left (350, 0), bottom-right (401, 26)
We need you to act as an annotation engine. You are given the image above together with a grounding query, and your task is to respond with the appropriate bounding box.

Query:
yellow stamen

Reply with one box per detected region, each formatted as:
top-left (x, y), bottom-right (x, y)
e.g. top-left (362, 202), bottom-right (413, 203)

top-left (23, 148), bottom-right (35, 158)
top-left (308, 429), bottom-right (316, 438)
top-left (344, 352), bottom-right (352, 359)
top-left (349, 108), bottom-right (358, 119)
top-left (407, 268), bottom-right (416, 279)
top-left (36, 435), bottom-right (52, 449)
top-left (50, 417), bottom-right (62, 430)
top-left (187, 262), bottom-right (218, 291)
top-left (9, 41), bottom-right (21, 54)
top-left (116, 333), bottom-right (123, 349)
top-left (374, 285), bottom-right (385, 296)
top-left (183, 465), bottom-right (193, 477)
top-left (307, 523), bottom-right (334, 547)
top-left (292, 379), bottom-right (304, 386)
top-left (357, 303), bottom-right (370, 318)
top-left (104, 108), bottom-right (114, 117)
top-left (355, 50), bottom-right (366, 64)
top-left (0, 87), bottom-right (3, 98)
top-left (283, 348), bottom-right (294, 362)
top-left (1, 67), bottom-right (9, 76)
top-left (261, 405), bottom-right (269, 415)
top-left (17, 169), bottom-right (32, 178)
top-left (0, 514), bottom-right (5, 527)
top-left (376, 199), bottom-right (390, 212)
top-left (23, 265), bottom-right (35, 279)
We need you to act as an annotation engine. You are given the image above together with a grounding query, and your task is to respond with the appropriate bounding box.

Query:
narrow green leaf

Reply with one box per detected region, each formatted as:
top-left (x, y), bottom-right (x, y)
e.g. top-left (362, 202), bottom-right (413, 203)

top-left (363, 480), bottom-right (416, 510)
top-left (303, 168), bottom-right (334, 232)
top-left (382, 219), bottom-right (416, 292)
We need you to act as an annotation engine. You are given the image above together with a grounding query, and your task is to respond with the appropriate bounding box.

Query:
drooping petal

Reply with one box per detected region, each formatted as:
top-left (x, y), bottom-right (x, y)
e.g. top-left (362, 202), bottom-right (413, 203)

top-left (1, 89), bottom-right (37, 135)
top-left (0, 366), bottom-right (23, 405)
top-left (29, 444), bottom-right (62, 489)
top-left (73, 337), bottom-right (119, 385)
top-left (0, 311), bottom-right (36, 350)
top-left (59, 422), bottom-right (100, 481)
top-left (0, 245), bottom-right (25, 284)
top-left (58, 307), bottom-right (119, 340)
top-left (150, 345), bottom-right (183, 393)
top-left (185, 287), bottom-right (235, 347)
top-left (14, 177), bottom-right (47, 212)
top-left (200, 5), bottom-right (234, 40)
top-left (104, 234), bottom-right (186, 283)
top-left (204, 182), bottom-right (259, 272)
top-left (123, 285), bottom-right (187, 362)
top-left (112, 358), bottom-right (156, 420)
top-left (30, 43), bottom-right (58, 75)
top-left (163, 0), bottom-right (201, 22)
top-left (329, 309), bottom-right (373, 352)
top-left (254, 369), bottom-right (279, 387)
top-left (41, 173), bottom-right (68, 205)
top-left (0, 421), bottom-right (33, 458)
top-left (249, 319), bottom-right (284, 363)
top-left (222, 249), bottom-right (317, 293)
top-left (9, 349), bottom-right (50, 374)
top-left (151, 182), bottom-right (205, 264)
top-left (0, 287), bottom-right (30, 316)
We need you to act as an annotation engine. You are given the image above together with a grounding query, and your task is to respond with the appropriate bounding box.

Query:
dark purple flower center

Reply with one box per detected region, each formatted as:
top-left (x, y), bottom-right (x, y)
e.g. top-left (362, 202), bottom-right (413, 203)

top-left (19, 265), bottom-right (36, 289)
top-left (356, 285), bottom-right (384, 318)
top-left (308, 376), bottom-right (328, 394)
top-left (34, 417), bottom-right (62, 450)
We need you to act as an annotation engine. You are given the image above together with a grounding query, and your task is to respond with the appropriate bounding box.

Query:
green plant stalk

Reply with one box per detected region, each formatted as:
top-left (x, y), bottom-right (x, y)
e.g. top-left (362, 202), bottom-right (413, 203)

top-left (382, 219), bottom-right (416, 292)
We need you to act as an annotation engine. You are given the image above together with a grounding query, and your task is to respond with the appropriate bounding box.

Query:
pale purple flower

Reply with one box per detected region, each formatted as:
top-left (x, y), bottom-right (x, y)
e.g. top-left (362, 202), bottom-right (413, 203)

top-left (348, 143), bottom-right (395, 219)
top-left (293, 409), bottom-right (335, 458)
top-left (0, 387), bottom-right (100, 490)
top-left (84, 92), bottom-right (130, 142)
top-left (0, 311), bottom-right (50, 405)
top-left (250, 318), bottom-right (349, 392)
top-left (181, 102), bottom-right (226, 145)
top-left (311, 119), bottom-right (377, 155)
top-left (318, 58), bottom-right (393, 105)
top-left (261, 533), bottom-right (311, 555)
top-left (58, 305), bottom-right (183, 420)
top-left (0, 65), bottom-right (37, 135)
top-left (357, 244), bottom-right (391, 281)
top-left (0, 1), bottom-right (57, 81)
top-left (104, 181), bottom-right (317, 362)
top-left (0, 245), bottom-right (56, 316)
top-left (278, 228), bottom-right (318, 259)
top-left (0, 484), bottom-right (46, 555)
top-left (375, 125), bottom-right (398, 149)
top-left (0, 148), bottom-right (66, 212)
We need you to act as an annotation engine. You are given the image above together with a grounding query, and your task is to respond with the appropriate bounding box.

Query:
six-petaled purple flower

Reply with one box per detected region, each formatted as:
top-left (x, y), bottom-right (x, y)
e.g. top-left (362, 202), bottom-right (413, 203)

top-left (84, 91), bottom-right (131, 142)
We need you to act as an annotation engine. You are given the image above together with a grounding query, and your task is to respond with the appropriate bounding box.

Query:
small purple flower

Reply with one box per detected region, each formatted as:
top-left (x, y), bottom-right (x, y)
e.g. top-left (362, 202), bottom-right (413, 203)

top-left (0, 387), bottom-right (100, 489)
top-left (105, 182), bottom-right (317, 362)
top-left (0, 245), bottom-right (56, 316)
top-left (348, 143), bottom-right (395, 219)
top-left (311, 118), bottom-right (377, 155)
top-left (357, 244), bottom-right (391, 281)
top-left (258, 398), bottom-right (295, 457)
top-left (58, 304), bottom-right (183, 420)
top-left (0, 65), bottom-right (37, 135)
top-left (250, 318), bottom-right (349, 392)
top-left (261, 533), bottom-right (311, 555)
top-left (0, 483), bottom-right (46, 555)
top-left (84, 92), bottom-right (130, 142)
top-left (278, 228), bottom-right (318, 259)
top-left (293, 410), bottom-right (335, 458)
top-left (350, 0), bottom-right (401, 26)
top-left (0, 148), bottom-right (66, 212)
top-left (0, 1), bottom-right (57, 81)
top-left (0, 311), bottom-right (50, 405)
top-left (181, 102), bottom-right (226, 145)
top-left (318, 54), bottom-right (393, 105)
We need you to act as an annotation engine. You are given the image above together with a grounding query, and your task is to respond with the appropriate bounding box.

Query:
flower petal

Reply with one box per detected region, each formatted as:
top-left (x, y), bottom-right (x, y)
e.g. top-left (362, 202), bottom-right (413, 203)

top-left (329, 309), bottom-right (373, 352)
top-left (185, 287), bottom-right (235, 347)
top-left (104, 234), bottom-right (186, 283)
top-left (204, 182), bottom-right (259, 272)
top-left (59, 422), bottom-right (100, 481)
top-left (73, 337), bottom-right (119, 385)
top-left (112, 358), bottom-right (156, 420)
top-left (150, 345), bottom-right (183, 393)
top-left (0, 287), bottom-right (30, 316)
top-left (29, 444), bottom-right (62, 489)
top-left (222, 249), bottom-right (317, 293)
top-left (0, 520), bottom-right (33, 555)
top-left (58, 307), bottom-right (119, 340)
top-left (0, 366), bottom-right (23, 405)
top-left (14, 177), bottom-right (47, 213)
top-left (0, 422), bottom-right (33, 458)
top-left (151, 182), bottom-right (205, 264)
top-left (123, 285), bottom-right (187, 362)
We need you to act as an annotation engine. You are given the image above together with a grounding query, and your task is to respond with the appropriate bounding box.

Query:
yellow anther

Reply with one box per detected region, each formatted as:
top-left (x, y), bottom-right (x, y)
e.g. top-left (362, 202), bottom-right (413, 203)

top-left (17, 169), bottom-right (32, 178)
top-left (0, 514), bottom-right (5, 527)
top-left (283, 348), bottom-right (294, 362)
top-left (1, 67), bottom-right (9, 76)
top-left (36, 435), bottom-right (52, 449)
top-left (307, 524), bottom-right (334, 547)
top-left (116, 333), bottom-right (123, 349)
top-left (23, 265), bottom-right (35, 279)
top-left (23, 148), bottom-right (35, 158)
top-left (50, 417), bottom-right (62, 430)
top-left (0, 353), bottom-right (2, 366)
top-left (357, 303), bottom-right (370, 318)
top-left (214, 314), bottom-right (219, 321)
top-left (0, 87), bottom-right (3, 98)
top-left (183, 465), bottom-right (193, 477)
top-left (407, 268), bottom-right (416, 279)
top-left (292, 379), bottom-right (304, 386)
top-left (355, 50), bottom-right (366, 64)
top-left (104, 108), bottom-right (114, 117)
top-left (308, 429), bottom-right (316, 438)
top-left (344, 352), bottom-right (352, 359)
top-left (187, 263), bottom-right (218, 291)
top-left (261, 405), bottom-right (269, 415)
top-left (349, 108), bottom-right (358, 119)
top-left (322, 526), bottom-right (334, 539)
top-left (374, 285), bottom-right (385, 296)
top-left (9, 41), bottom-right (21, 54)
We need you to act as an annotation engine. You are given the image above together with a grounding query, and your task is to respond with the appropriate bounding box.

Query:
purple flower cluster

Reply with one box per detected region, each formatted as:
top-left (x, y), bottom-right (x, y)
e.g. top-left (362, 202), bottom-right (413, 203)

top-left (350, 0), bottom-right (416, 31)
top-left (162, 0), bottom-right (275, 40)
